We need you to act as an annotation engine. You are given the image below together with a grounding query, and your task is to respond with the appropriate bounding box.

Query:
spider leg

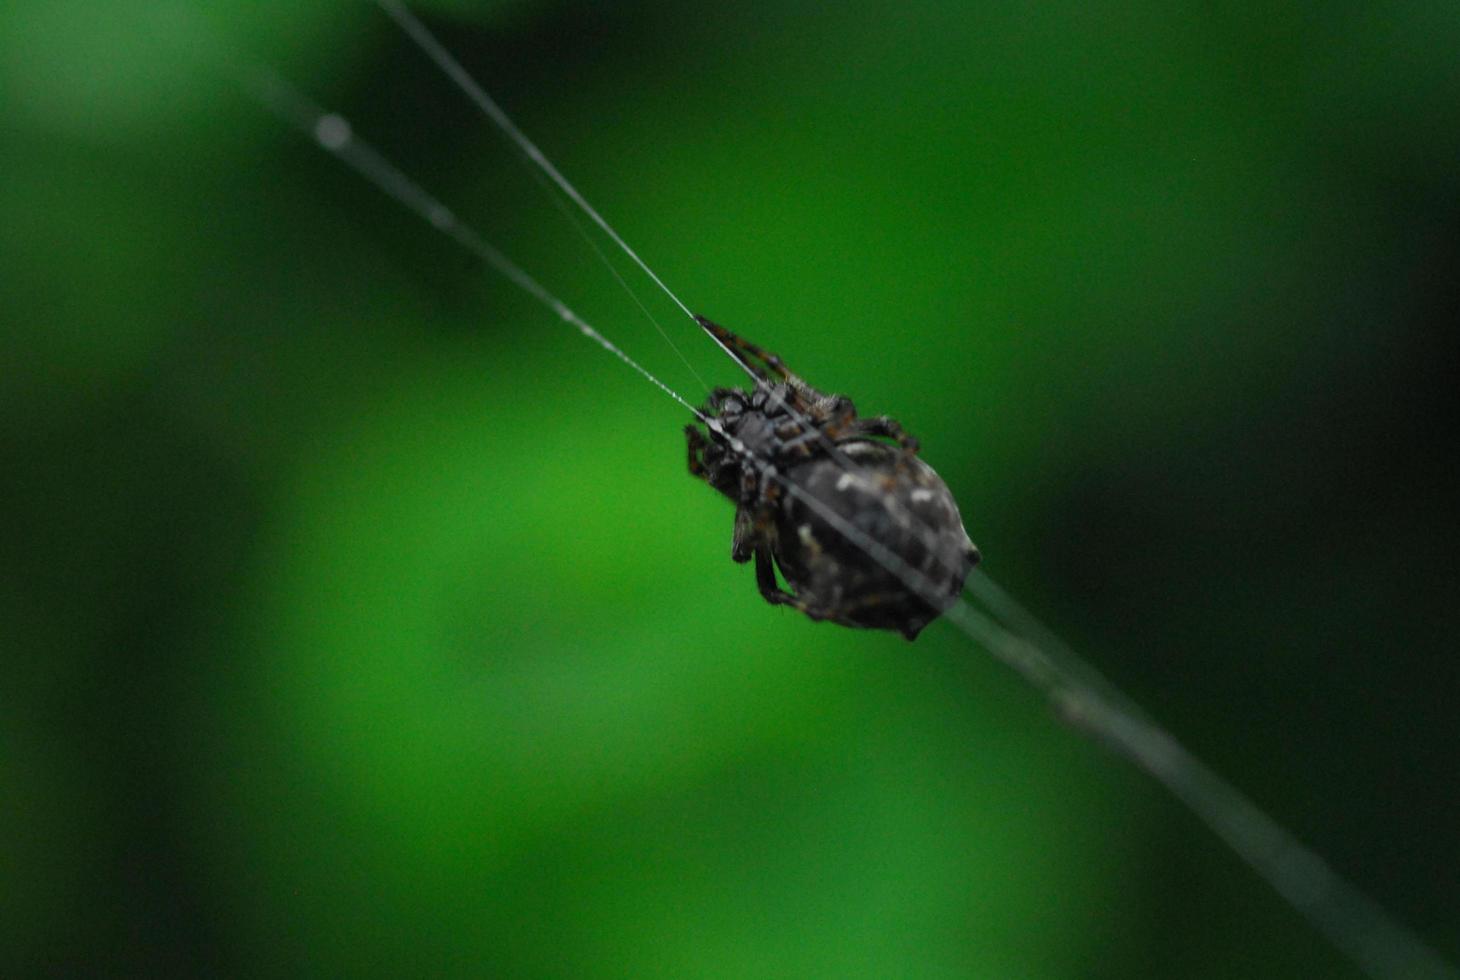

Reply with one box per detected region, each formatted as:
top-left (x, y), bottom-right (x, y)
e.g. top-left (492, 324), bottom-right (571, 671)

top-left (753, 546), bottom-right (829, 621)
top-left (695, 314), bottom-right (797, 384)
top-left (841, 414), bottom-right (921, 454)
top-left (734, 469), bottom-right (781, 561)
top-left (707, 386), bottom-right (748, 410)
top-left (756, 465), bottom-right (785, 506)
top-left (773, 424), bottom-right (822, 457)
top-left (685, 424), bottom-right (711, 480)
top-left (731, 506), bottom-right (756, 563)
top-left (803, 396), bottom-right (854, 437)
top-left (738, 465), bottom-right (759, 506)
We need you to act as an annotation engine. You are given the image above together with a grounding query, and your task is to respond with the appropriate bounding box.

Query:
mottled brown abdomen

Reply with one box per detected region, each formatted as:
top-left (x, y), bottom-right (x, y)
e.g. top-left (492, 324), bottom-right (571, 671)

top-left (771, 440), bottom-right (979, 639)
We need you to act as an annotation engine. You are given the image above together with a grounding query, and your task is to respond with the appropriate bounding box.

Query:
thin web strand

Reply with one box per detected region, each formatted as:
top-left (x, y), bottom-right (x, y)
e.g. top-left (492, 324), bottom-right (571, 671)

top-left (939, 599), bottom-right (1454, 980)
top-left (522, 161), bottom-right (712, 393)
top-left (243, 66), bottom-right (1457, 980)
top-left (242, 67), bottom-right (702, 418)
top-left (371, 0), bottom-right (713, 394)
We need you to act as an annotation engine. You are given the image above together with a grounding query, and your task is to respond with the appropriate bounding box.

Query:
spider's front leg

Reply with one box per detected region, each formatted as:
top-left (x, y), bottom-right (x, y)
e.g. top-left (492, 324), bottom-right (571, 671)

top-left (694, 314), bottom-right (796, 384)
top-left (685, 424), bottom-right (710, 480)
top-left (843, 414), bottom-right (920, 454)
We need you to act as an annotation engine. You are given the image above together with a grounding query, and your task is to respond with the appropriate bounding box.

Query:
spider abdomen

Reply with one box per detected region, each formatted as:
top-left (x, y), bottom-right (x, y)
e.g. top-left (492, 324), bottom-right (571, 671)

top-left (771, 441), bottom-right (978, 640)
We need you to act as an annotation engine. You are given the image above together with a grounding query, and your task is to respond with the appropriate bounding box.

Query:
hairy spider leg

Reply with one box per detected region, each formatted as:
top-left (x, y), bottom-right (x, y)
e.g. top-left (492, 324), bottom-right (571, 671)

top-left (730, 507), bottom-right (756, 563)
top-left (707, 386), bottom-right (748, 411)
top-left (685, 424), bottom-right (709, 478)
top-left (777, 426), bottom-right (828, 456)
top-left (843, 414), bottom-right (921, 454)
top-left (694, 315), bottom-right (795, 384)
top-left (738, 464), bottom-right (786, 523)
top-left (698, 316), bottom-right (897, 462)
top-left (753, 547), bottom-right (830, 622)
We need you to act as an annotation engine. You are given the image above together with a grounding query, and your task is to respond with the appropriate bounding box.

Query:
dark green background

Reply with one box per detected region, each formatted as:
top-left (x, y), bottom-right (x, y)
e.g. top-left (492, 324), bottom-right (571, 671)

top-left (4, 1), bottom-right (1457, 976)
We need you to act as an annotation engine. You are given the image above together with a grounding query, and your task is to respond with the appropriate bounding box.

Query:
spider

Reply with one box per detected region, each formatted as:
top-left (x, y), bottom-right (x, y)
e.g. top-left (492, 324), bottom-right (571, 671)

top-left (686, 316), bottom-right (980, 640)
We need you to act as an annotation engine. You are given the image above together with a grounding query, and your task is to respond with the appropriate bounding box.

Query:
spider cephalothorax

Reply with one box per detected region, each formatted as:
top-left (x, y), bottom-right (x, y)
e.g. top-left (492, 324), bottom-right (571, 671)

top-left (685, 315), bottom-right (979, 640)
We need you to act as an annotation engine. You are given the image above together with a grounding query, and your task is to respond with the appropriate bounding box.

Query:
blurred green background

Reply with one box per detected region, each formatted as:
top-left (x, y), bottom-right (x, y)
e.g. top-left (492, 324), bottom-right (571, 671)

top-left (4, 1), bottom-right (1458, 976)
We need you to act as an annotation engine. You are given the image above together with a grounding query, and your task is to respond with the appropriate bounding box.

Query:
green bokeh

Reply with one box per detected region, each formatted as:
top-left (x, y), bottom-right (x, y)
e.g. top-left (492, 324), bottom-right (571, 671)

top-left (4, 1), bottom-right (1457, 977)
